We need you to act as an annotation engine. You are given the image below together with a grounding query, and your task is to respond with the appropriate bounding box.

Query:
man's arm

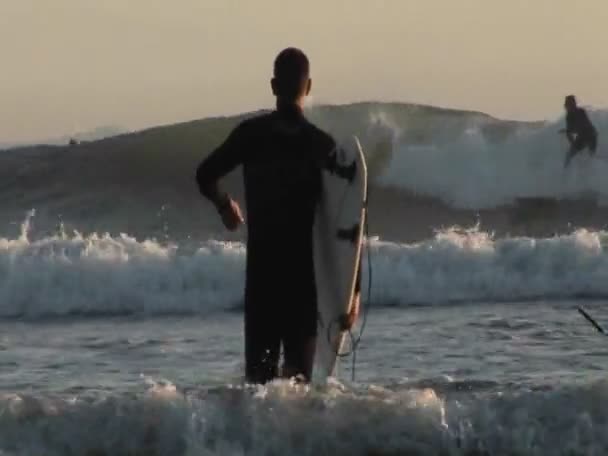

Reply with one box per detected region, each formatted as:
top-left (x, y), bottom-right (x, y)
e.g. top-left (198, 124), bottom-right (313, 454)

top-left (196, 124), bottom-right (245, 206)
top-left (565, 114), bottom-right (575, 144)
top-left (580, 109), bottom-right (597, 136)
top-left (195, 124), bottom-right (246, 229)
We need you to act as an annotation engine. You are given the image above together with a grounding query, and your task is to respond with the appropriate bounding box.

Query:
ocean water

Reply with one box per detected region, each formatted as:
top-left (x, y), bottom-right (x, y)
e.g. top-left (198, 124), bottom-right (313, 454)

top-left (4, 301), bottom-right (608, 456)
top-left (3, 218), bottom-right (608, 455)
top-left (3, 103), bottom-right (608, 455)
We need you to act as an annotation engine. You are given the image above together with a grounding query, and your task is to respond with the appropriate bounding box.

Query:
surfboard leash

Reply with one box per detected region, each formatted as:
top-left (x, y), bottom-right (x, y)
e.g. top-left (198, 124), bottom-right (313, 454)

top-left (332, 183), bottom-right (373, 382)
top-left (349, 204), bottom-right (372, 382)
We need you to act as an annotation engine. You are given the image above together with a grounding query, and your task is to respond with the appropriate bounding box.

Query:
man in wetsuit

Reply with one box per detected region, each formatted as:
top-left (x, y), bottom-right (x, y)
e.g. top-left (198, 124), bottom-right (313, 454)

top-left (561, 95), bottom-right (598, 168)
top-left (195, 48), bottom-right (359, 384)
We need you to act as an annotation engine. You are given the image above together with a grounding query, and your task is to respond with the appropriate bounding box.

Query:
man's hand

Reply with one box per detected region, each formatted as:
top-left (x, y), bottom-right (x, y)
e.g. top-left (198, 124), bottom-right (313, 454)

top-left (339, 292), bottom-right (360, 331)
top-left (217, 197), bottom-right (244, 231)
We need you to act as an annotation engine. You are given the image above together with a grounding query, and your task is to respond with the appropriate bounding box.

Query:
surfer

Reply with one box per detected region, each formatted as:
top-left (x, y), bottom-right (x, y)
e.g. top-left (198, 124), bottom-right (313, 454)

top-left (195, 48), bottom-right (360, 384)
top-left (561, 95), bottom-right (598, 168)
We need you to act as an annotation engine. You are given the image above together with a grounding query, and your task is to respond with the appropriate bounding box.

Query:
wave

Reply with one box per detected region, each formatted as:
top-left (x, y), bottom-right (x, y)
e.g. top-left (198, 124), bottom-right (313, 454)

top-left (3, 215), bottom-right (608, 319)
top-left (0, 101), bottom-right (528, 191)
top-left (3, 377), bottom-right (608, 455)
top-left (0, 125), bottom-right (127, 150)
top-left (0, 214), bottom-right (245, 319)
top-left (3, 101), bottom-right (608, 243)
top-left (0, 102), bottom-right (545, 243)
top-left (377, 108), bottom-right (608, 208)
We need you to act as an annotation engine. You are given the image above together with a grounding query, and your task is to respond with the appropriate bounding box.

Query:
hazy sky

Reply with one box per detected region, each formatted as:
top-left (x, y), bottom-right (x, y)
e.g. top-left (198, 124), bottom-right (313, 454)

top-left (2, 0), bottom-right (607, 142)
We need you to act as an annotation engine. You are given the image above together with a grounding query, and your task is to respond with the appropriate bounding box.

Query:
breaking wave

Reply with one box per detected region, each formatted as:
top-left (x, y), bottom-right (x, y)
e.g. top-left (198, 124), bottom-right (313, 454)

top-left (3, 214), bottom-right (608, 319)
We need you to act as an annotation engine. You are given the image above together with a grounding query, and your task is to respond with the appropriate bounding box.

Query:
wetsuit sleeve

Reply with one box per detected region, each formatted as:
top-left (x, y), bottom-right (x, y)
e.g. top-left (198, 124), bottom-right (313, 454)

top-left (579, 109), bottom-right (595, 135)
top-left (195, 124), bottom-right (246, 208)
top-left (308, 129), bottom-right (337, 169)
top-left (565, 112), bottom-right (574, 133)
top-left (565, 113), bottom-right (576, 143)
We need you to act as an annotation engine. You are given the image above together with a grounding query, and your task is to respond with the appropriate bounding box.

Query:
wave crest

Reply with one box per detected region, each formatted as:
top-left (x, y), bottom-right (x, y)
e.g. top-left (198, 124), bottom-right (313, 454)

top-left (3, 215), bottom-right (608, 319)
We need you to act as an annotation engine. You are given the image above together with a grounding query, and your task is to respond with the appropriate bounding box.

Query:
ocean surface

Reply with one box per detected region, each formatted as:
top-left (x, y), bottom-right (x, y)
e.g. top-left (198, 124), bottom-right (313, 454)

top-left (3, 102), bottom-right (608, 455)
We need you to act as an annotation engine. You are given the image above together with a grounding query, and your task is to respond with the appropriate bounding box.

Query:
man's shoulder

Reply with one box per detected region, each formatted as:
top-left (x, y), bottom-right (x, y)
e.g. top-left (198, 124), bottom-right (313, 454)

top-left (304, 121), bottom-right (337, 152)
top-left (235, 112), bottom-right (337, 151)
top-left (223, 113), bottom-right (272, 144)
top-left (236, 111), bottom-right (274, 131)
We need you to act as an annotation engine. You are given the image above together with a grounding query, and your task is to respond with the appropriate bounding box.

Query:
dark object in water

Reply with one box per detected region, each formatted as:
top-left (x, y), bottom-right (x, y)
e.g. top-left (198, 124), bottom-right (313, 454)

top-left (578, 306), bottom-right (607, 335)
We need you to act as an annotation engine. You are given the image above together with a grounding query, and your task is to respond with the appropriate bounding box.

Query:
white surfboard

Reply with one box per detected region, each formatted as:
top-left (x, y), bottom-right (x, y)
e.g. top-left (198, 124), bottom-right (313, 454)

top-left (312, 136), bottom-right (368, 381)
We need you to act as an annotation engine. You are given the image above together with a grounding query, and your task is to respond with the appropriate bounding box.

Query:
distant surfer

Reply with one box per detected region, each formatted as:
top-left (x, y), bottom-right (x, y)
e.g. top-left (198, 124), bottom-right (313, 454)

top-left (195, 48), bottom-right (360, 384)
top-left (560, 95), bottom-right (598, 168)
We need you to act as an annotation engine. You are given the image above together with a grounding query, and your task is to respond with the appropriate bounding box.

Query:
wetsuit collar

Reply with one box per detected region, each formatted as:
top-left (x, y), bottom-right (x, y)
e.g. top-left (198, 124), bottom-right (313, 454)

top-left (275, 102), bottom-right (305, 120)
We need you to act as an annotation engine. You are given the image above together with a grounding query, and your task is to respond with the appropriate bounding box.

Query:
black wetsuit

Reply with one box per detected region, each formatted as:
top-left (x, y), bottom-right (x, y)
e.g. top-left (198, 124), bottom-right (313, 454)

top-left (566, 107), bottom-right (597, 153)
top-left (196, 108), bottom-right (336, 384)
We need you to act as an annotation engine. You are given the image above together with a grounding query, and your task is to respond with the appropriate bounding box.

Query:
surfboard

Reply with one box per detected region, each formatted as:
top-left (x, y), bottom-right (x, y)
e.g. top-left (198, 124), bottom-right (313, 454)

top-left (312, 136), bottom-right (368, 381)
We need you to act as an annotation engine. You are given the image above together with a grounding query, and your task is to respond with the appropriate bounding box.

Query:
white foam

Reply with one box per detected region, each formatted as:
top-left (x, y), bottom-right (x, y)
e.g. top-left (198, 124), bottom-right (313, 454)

top-left (369, 227), bottom-right (608, 305)
top-left (2, 215), bottom-right (608, 318)
top-left (372, 109), bottom-right (608, 208)
top-left (2, 379), bottom-right (608, 455)
top-left (0, 214), bottom-right (245, 318)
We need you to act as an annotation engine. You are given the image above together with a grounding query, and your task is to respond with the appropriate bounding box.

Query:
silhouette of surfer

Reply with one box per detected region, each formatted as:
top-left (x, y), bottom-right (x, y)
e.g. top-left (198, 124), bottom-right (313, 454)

top-left (195, 48), bottom-right (360, 384)
top-left (561, 95), bottom-right (598, 168)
